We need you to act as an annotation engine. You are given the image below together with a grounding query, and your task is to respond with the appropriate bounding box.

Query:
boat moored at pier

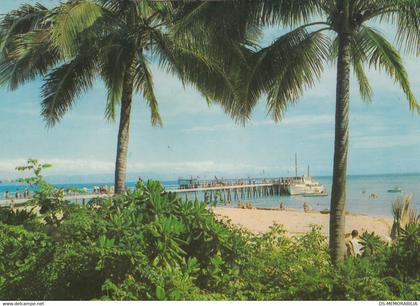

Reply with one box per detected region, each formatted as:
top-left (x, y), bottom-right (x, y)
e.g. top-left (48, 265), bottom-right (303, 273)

top-left (287, 176), bottom-right (327, 196)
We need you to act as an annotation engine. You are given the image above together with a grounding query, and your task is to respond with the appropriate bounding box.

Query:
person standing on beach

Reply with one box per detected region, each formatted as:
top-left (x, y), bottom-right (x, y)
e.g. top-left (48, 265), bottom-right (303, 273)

top-left (279, 202), bottom-right (286, 210)
top-left (350, 230), bottom-right (363, 256)
top-left (303, 202), bottom-right (312, 213)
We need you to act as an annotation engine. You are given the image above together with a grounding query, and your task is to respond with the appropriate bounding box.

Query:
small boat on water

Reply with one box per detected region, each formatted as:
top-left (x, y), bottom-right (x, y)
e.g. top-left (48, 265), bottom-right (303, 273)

top-left (387, 187), bottom-right (402, 193)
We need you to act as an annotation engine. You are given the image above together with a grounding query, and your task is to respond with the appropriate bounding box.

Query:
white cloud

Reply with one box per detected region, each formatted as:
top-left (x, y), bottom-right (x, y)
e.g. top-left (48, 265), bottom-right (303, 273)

top-left (0, 159), bottom-right (29, 173)
top-left (0, 158), bottom-right (284, 177)
top-left (0, 158), bottom-right (115, 174)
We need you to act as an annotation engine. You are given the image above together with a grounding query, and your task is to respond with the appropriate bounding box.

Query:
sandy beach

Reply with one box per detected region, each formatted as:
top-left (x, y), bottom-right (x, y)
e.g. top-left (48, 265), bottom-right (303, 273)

top-left (212, 207), bottom-right (393, 239)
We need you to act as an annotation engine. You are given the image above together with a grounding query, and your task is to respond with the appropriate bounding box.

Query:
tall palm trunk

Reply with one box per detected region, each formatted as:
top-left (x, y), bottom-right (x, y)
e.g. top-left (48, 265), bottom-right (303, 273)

top-left (329, 29), bottom-right (351, 263)
top-left (115, 63), bottom-right (135, 194)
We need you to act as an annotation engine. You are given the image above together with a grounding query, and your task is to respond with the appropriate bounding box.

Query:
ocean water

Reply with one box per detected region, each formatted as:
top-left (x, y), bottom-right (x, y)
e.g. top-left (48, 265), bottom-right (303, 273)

top-left (246, 174), bottom-right (420, 218)
top-left (1, 173), bottom-right (419, 217)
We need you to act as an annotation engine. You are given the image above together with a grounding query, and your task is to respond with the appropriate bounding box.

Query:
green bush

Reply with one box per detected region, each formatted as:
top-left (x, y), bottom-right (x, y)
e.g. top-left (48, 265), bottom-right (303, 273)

top-left (0, 181), bottom-right (247, 300)
top-left (0, 207), bottom-right (37, 226)
top-left (0, 224), bottom-right (55, 299)
top-left (0, 179), bottom-right (418, 300)
top-left (388, 223), bottom-right (420, 280)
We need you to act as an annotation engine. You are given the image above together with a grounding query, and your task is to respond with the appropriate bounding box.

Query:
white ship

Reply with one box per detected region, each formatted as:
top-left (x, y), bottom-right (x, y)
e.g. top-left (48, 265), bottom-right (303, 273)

top-left (287, 176), bottom-right (327, 196)
top-left (286, 153), bottom-right (327, 196)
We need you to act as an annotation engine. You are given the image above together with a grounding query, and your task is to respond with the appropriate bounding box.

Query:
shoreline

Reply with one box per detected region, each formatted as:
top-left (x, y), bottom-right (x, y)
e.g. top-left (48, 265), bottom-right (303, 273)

top-left (212, 207), bottom-right (393, 239)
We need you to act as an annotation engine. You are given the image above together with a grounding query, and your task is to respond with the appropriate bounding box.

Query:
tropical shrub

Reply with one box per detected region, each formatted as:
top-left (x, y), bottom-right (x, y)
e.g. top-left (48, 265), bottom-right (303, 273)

top-left (0, 207), bottom-right (37, 225)
top-left (388, 223), bottom-right (420, 280)
top-left (391, 196), bottom-right (419, 239)
top-left (0, 179), bottom-right (419, 300)
top-left (14, 159), bottom-right (76, 227)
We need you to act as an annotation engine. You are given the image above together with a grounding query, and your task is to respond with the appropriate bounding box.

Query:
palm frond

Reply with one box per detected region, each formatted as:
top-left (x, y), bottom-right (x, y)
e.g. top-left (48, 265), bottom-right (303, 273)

top-left (171, 0), bottom-right (262, 50)
top-left (134, 51), bottom-right (162, 127)
top-left (360, 26), bottom-right (419, 112)
top-left (99, 34), bottom-right (132, 121)
top-left (376, 0), bottom-right (420, 56)
top-left (41, 53), bottom-right (97, 126)
top-left (259, 0), bottom-right (326, 26)
top-left (347, 34), bottom-right (374, 102)
top-left (0, 3), bottom-right (56, 90)
top-left (0, 3), bottom-right (49, 53)
top-left (97, 0), bottom-right (138, 15)
top-left (256, 28), bottom-right (331, 122)
top-left (353, 60), bottom-right (373, 103)
top-left (50, 0), bottom-right (104, 57)
top-left (170, 1), bottom-right (211, 35)
top-left (0, 29), bottom-right (60, 90)
top-left (150, 28), bottom-right (240, 119)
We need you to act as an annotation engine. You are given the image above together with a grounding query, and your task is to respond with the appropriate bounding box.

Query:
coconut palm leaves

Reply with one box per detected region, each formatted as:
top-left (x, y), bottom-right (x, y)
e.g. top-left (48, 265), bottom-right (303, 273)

top-left (362, 27), bottom-right (417, 111)
top-left (239, 2), bottom-right (419, 119)
top-left (0, 4), bottom-right (59, 90)
top-left (255, 28), bottom-right (331, 122)
top-left (134, 51), bottom-right (162, 126)
top-left (0, 0), bottom-right (233, 193)
top-left (50, 1), bottom-right (104, 57)
top-left (1, 0), bottom-right (418, 260)
top-left (41, 49), bottom-right (98, 126)
top-left (343, 25), bottom-right (418, 109)
top-left (182, 0), bottom-right (419, 263)
top-left (262, 0), bottom-right (418, 263)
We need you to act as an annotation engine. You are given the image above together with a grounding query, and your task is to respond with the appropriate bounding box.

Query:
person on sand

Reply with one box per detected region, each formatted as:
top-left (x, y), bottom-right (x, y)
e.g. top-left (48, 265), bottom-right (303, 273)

top-left (349, 230), bottom-right (363, 256)
top-left (9, 200), bottom-right (15, 211)
top-left (279, 202), bottom-right (286, 210)
top-left (303, 202), bottom-right (312, 213)
top-left (345, 233), bottom-right (354, 256)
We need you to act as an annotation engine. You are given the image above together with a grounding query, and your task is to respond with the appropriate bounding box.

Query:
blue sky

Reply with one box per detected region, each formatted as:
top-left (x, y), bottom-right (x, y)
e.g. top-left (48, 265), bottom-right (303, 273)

top-left (0, 0), bottom-right (419, 180)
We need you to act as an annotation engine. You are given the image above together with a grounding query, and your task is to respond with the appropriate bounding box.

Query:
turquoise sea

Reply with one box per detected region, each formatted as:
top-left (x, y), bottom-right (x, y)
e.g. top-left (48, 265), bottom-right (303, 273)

top-left (250, 173), bottom-right (420, 218)
top-left (1, 173), bottom-right (419, 217)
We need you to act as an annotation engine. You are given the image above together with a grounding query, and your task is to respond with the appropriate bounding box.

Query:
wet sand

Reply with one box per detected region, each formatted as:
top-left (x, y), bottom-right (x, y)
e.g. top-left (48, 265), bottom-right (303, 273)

top-left (212, 207), bottom-right (393, 239)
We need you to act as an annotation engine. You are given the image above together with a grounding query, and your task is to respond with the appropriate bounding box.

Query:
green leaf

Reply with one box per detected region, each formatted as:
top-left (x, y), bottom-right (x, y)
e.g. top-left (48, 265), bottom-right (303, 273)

top-left (155, 286), bottom-right (166, 300)
top-left (51, 1), bottom-right (104, 58)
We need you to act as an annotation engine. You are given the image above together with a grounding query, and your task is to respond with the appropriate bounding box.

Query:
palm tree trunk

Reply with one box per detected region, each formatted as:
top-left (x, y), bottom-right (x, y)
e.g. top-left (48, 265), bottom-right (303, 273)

top-left (329, 31), bottom-right (351, 264)
top-left (114, 65), bottom-right (135, 194)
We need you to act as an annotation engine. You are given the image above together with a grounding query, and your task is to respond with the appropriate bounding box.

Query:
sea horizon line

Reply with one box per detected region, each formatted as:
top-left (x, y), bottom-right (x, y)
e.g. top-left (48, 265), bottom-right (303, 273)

top-left (1, 171), bottom-right (420, 185)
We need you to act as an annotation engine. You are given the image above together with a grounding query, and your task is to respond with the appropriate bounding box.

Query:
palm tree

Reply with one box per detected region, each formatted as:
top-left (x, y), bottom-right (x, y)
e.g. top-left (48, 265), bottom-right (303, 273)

top-left (0, 0), bottom-right (234, 194)
top-left (186, 0), bottom-right (419, 263)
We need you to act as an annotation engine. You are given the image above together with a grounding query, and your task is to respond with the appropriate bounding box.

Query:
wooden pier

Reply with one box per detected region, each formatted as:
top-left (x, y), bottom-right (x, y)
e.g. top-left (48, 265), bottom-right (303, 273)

top-left (167, 177), bottom-right (300, 203)
top-left (0, 177), bottom-right (303, 207)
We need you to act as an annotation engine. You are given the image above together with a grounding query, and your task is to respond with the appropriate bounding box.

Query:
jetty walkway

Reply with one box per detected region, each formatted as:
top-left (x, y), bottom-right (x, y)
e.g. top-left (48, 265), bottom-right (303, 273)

top-left (168, 178), bottom-right (297, 202)
top-left (0, 177), bottom-right (303, 206)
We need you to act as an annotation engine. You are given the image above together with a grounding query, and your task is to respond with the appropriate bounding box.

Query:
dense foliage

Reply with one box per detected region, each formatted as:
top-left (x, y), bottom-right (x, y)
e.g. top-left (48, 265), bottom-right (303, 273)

top-left (0, 180), bottom-right (419, 301)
